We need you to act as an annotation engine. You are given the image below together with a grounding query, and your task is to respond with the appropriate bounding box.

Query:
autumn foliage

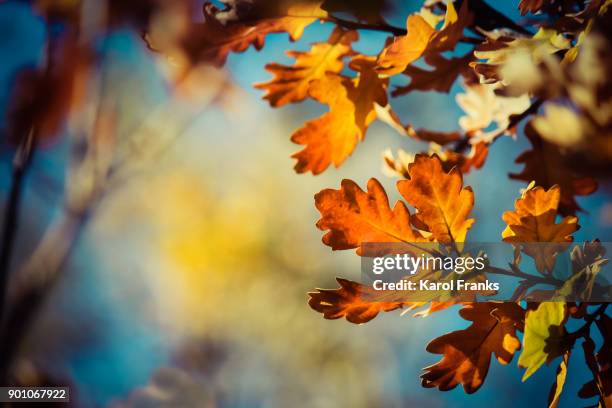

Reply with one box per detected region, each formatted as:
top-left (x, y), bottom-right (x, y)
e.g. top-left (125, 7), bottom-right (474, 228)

top-left (2, 0), bottom-right (612, 406)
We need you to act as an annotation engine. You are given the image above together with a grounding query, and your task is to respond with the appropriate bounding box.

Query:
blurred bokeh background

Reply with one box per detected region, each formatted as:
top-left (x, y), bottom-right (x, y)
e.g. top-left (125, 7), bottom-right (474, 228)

top-left (0, 1), bottom-right (611, 407)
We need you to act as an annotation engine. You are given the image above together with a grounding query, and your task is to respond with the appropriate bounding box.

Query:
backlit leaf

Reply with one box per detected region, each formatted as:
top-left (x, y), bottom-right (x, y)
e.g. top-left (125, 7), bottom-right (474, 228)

top-left (518, 301), bottom-right (569, 381)
top-left (376, 14), bottom-right (435, 76)
top-left (502, 185), bottom-right (579, 273)
top-left (397, 154), bottom-right (475, 243)
top-left (254, 28), bottom-right (357, 107)
top-left (291, 57), bottom-right (389, 174)
top-left (422, 302), bottom-right (525, 393)
top-left (315, 178), bottom-right (424, 253)
top-left (308, 278), bottom-right (412, 323)
top-left (548, 350), bottom-right (570, 408)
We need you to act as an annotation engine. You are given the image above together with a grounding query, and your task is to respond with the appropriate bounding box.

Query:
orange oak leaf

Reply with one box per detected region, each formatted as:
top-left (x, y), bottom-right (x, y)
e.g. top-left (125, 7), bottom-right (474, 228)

top-left (254, 28), bottom-right (357, 107)
top-left (308, 278), bottom-right (412, 323)
top-left (421, 302), bottom-right (525, 394)
top-left (427, 0), bottom-right (473, 52)
top-left (376, 14), bottom-right (435, 76)
top-left (291, 58), bottom-right (388, 174)
top-left (290, 74), bottom-right (361, 174)
top-left (397, 154), bottom-right (475, 243)
top-left (502, 185), bottom-right (579, 273)
top-left (315, 178), bottom-right (424, 253)
top-left (308, 278), bottom-right (457, 323)
top-left (376, 1), bottom-right (471, 76)
top-left (510, 122), bottom-right (597, 215)
top-left (177, 3), bottom-right (326, 67)
top-left (348, 56), bottom-right (389, 131)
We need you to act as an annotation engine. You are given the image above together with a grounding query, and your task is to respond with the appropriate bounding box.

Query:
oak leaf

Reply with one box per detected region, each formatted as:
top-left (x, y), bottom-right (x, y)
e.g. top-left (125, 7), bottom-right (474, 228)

top-left (291, 74), bottom-right (360, 174)
top-left (518, 301), bottom-right (569, 380)
top-left (397, 154), bottom-right (475, 243)
top-left (427, 0), bottom-right (473, 52)
top-left (175, 3), bottom-right (326, 67)
top-left (6, 32), bottom-right (90, 144)
top-left (255, 28), bottom-right (357, 107)
top-left (502, 185), bottom-right (579, 273)
top-left (314, 178), bottom-right (423, 253)
top-left (291, 57), bottom-right (388, 174)
top-left (308, 278), bottom-right (412, 323)
top-left (421, 302), bottom-right (525, 393)
top-left (376, 14), bottom-right (435, 76)
top-left (308, 278), bottom-right (458, 323)
top-left (376, 1), bottom-right (471, 76)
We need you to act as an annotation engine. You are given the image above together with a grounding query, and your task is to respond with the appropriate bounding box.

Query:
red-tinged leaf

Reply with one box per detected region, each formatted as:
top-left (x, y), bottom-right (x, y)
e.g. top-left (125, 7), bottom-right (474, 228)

top-left (397, 154), bottom-right (475, 243)
top-left (168, 3), bottom-right (326, 67)
top-left (315, 178), bottom-right (424, 253)
top-left (421, 302), bottom-right (525, 393)
top-left (308, 278), bottom-right (413, 323)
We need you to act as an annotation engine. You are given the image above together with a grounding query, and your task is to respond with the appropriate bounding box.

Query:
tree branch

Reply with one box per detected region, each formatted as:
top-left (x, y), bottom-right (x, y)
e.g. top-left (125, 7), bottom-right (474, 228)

top-left (325, 15), bottom-right (484, 45)
top-left (0, 128), bottom-right (36, 326)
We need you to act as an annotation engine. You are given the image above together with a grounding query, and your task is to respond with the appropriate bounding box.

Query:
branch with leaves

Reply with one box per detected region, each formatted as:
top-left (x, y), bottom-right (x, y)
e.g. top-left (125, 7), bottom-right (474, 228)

top-left (1, 0), bottom-right (611, 406)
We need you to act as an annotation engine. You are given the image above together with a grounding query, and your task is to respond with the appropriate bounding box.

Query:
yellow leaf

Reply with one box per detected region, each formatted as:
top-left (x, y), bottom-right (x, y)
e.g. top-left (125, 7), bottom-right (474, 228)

top-left (548, 350), bottom-right (570, 408)
top-left (519, 302), bottom-right (568, 381)
top-left (255, 28), bottom-right (357, 107)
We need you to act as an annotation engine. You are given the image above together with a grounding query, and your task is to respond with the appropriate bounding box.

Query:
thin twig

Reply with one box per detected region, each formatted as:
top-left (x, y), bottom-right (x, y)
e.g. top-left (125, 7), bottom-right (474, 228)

top-left (326, 15), bottom-right (484, 45)
top-left (0, 128), bottom-right (36, 326)
top-left (571, 304), bottom-right (609, 339)
top-left (485, 265), bottom-right (565, 287)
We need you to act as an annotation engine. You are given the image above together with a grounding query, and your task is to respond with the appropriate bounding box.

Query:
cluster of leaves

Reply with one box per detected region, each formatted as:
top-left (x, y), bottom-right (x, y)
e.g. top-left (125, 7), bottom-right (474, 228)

top-left (2, 0), bottom-right (611, 406)
top-left (137, 0), bottom-right (610, 405)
